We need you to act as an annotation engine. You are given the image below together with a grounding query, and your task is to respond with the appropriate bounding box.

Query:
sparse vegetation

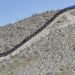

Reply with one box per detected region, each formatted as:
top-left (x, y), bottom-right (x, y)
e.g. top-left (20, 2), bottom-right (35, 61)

top-left (0, 9), bottom-right (75, 75)
top-left (54, 64), bottom-right (73, 75)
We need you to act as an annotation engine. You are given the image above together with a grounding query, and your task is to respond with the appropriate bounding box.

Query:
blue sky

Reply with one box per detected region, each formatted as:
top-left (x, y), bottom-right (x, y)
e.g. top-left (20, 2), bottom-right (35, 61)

top-left (0, 0), bottom-right (75, 26)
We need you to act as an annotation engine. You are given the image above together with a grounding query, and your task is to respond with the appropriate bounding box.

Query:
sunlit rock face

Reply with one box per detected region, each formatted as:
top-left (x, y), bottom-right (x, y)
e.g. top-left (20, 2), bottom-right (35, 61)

top-left (0, 9), bottom-right (75, 75)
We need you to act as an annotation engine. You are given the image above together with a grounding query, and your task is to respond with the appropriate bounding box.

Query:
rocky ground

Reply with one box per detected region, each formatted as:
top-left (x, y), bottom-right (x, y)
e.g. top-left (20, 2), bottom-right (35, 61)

top-left (0, 9), bottom-right (75, 75)
top-left (0, 10), bottom-right (56, 53)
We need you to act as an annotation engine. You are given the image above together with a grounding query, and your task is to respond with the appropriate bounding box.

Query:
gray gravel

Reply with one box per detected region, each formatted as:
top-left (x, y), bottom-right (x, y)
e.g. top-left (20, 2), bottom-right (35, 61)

top-left (0, 9), bottom-right (75, 75)
top-left (0, 10), bottom-right (56, 53)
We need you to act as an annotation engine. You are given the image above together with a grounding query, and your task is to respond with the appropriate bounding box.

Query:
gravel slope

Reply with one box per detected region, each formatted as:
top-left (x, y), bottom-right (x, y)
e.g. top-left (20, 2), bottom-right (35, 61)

top-left (0, 11), bottom-right (57, 53)
top-left (0, 9), bottom-right (75, 75)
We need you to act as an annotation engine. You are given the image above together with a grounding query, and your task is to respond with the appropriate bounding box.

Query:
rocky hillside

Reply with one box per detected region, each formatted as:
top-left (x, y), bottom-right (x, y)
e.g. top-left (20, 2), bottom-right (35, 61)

top-left (0, 9), bottom-right (75, 75)
top-left (0, 10), bottom-right (57, 53)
